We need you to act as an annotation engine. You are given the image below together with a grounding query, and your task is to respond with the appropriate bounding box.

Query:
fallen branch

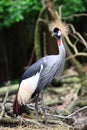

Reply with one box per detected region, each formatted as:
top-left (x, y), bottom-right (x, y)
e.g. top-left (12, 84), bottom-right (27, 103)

top-left (0, 84), bottom-right (18, 97)
top-left (67, 106), bottom-right (87, 118)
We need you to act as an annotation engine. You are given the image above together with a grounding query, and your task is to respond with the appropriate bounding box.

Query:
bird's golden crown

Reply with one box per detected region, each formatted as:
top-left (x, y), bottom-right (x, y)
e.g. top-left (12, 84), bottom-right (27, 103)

top-left (48, 20), bottom-right (69, 37)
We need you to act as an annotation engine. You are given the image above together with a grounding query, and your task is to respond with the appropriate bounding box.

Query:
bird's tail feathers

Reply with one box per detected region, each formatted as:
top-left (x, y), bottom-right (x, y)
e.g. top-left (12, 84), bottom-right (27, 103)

top-left (13, 94), bottom-right (25, 116)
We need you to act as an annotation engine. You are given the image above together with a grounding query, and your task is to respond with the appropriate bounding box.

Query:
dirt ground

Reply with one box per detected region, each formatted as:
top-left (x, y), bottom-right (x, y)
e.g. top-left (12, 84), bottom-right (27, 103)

top-left (0, 74), bottom-right (87, 130)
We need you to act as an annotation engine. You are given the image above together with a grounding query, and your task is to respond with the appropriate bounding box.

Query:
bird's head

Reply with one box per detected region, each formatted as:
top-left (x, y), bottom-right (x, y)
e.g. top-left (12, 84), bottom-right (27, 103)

top-left (49, 20), bottom-right (69, 46)
top-left (52, 27), bottom-right (62, 46)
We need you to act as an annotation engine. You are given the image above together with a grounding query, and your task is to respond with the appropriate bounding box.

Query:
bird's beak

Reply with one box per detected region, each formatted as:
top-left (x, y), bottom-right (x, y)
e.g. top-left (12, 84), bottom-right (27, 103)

top-left (52, 32), bottom-right (57, 37)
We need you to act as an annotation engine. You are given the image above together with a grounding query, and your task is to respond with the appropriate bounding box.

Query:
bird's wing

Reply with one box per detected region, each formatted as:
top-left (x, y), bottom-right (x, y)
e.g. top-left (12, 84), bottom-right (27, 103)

top-left (20, 55), bottom-right (63, 98)
top-left (20, 57), bottom-right (47, 82)
top-left (32, 55), bottom-right (60, 97)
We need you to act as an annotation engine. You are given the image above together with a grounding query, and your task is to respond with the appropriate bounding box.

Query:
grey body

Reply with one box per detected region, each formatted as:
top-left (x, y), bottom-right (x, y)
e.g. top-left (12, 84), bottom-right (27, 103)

top-left (20, 40), bottom-right (65, 98)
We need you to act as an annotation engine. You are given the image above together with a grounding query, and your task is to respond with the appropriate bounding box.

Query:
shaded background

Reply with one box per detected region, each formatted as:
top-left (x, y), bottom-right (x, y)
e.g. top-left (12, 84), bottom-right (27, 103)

top-left (0, 0), bottom-right (87, 85)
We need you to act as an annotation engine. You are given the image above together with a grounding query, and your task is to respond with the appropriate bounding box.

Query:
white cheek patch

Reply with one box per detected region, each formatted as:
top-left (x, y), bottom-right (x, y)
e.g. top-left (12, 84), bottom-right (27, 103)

top-left (58, 30), bottom-right (61, 36)
top-left (18, 64), bottom-right (43, 105)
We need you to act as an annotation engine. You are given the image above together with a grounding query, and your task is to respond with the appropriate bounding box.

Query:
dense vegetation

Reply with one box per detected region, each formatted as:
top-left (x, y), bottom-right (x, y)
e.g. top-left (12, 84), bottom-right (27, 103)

top-left (0, 0), bottom-right (86, 28)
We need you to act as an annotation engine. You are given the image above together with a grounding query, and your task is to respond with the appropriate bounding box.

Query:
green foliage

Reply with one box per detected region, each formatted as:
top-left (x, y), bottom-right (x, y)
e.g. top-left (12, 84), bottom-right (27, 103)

top-left (0, 0), bottom-right (41, 28)
top-left (54, 0), bottom-right (86, 17)
top-left (0, 0), bottom-right (86, 28)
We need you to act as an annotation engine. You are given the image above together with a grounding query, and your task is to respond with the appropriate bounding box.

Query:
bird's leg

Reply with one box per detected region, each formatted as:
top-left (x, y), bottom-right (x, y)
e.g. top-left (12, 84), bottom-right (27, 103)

top-left (35, 93), bottom-right (39, 123)
top-left (41, 91), bottom-right (47, 125)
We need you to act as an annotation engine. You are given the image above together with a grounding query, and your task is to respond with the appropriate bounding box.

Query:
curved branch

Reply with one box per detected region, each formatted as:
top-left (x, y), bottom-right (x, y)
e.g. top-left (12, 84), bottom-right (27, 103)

top-left (65, 36), bottom-right (78, 54)
top-left (63, 13), bottom-right (87, 20)
top-left (66, 53), bottom-right (87, 61)
top-left (69, 24), bottom-right (87, 48)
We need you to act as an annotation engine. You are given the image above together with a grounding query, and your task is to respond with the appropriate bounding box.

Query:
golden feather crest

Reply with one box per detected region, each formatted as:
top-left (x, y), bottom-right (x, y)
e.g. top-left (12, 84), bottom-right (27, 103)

top-left (48, 20), bottom-right (69, 37)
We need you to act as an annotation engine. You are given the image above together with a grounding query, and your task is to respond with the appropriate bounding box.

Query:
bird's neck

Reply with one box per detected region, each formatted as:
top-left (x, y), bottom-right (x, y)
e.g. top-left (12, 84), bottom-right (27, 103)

top-left (57, 37), bottom-right (66, 58)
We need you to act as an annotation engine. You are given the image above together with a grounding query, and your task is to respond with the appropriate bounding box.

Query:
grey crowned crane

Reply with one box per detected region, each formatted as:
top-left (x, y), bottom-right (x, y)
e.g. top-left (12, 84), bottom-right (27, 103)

top-left (13, 20), bottom-right (68, 121)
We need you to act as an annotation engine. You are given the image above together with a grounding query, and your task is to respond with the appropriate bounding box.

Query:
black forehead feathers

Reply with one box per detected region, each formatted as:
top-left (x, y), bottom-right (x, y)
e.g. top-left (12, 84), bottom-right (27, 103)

top-left (53, 27), bottom-right (60, 33)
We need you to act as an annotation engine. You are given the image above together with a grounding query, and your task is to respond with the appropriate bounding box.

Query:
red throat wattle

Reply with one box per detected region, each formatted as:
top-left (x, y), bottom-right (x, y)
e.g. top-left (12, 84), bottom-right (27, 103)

top-left (57, 39), bottom-right (61, 46)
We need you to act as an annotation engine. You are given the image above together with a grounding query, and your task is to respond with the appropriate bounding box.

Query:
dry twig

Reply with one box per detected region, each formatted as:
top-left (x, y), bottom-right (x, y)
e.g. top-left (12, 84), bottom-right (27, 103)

top-left (63, 13), bottom-right (87, 20)
top-left (0, 81), bottom-right (11, 120)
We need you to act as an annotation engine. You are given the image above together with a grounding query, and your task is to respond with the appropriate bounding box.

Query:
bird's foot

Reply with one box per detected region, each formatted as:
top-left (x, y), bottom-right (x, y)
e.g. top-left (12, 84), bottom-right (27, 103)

top-left (42, 109), bottom-right (47, 126)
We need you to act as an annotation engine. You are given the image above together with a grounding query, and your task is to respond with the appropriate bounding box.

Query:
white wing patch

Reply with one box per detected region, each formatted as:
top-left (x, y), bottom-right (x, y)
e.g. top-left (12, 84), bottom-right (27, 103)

top-left (18, 64), bottom-right (43, 105)
top-left (40, 64), bottom-right (43, 72)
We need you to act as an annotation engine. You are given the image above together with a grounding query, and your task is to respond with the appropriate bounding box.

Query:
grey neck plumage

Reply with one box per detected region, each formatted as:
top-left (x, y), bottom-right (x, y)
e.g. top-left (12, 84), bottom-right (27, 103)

top-left (58, 37), bottom-right (66, 59)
